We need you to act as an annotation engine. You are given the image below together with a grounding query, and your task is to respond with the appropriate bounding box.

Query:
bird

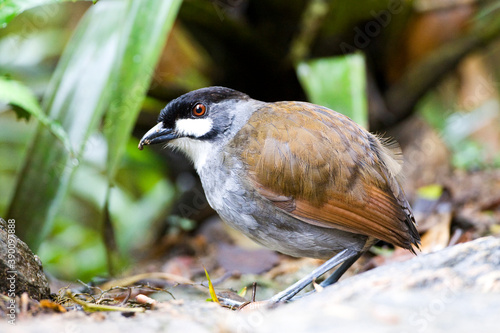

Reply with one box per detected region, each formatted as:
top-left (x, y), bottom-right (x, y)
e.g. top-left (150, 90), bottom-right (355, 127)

top-left (138, 86), bottom-right (420, 304)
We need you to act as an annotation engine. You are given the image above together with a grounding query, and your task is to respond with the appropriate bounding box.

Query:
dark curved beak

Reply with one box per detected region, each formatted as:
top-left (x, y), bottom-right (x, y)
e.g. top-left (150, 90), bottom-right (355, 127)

top-left (138, 123), bottom-right (178, 150)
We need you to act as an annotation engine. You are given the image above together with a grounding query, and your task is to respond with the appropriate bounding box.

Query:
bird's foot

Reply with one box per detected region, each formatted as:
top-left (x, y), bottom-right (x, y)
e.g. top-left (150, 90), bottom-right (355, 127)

top-left (217, 249), bottom-right (361, 309)
top-left (268, 248), bottom-right (360, 303)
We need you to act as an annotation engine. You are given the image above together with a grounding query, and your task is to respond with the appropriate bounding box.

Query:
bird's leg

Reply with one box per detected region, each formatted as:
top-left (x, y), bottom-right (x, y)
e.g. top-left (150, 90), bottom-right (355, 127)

top-left (288, 251), bottom-right (364, 301)
top-left (269, 248), bottom-right (360, 303)
top-left (219, 249), bottom-right (360, 309)
top-left (319, 251), bottom-right (363, 287)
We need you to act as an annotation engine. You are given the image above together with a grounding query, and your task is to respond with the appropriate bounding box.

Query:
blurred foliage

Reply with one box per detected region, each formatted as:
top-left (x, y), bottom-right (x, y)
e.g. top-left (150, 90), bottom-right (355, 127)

top-left (297, 53), bottom-right (368, 129)
top-left (0, 76), bottom-right (72, 151)
top-left (1, 0), bottom-right (181, 279)
top-left (7, 0), bottom-right (181, 252)
top-left (418, 80), bottom-right (500, 169)
top-left (37, 138), bottom-right (174, 280)
top-left (0, 0), bottom-right (95, 27)
top-left (416, 184), bottom-right (443, 201)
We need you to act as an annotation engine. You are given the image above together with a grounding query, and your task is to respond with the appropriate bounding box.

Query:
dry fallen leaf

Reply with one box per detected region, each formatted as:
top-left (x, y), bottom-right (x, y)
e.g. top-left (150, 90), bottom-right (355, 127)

top-left (419, 205), bottom-right (453, 253)
top-left (216, 243), bottom-right (280, 274)
top-left (39, 299), bottom-right (67, 313)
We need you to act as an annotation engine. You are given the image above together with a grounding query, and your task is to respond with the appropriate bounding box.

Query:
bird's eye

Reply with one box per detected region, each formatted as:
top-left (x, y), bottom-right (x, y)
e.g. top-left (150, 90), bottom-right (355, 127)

top-left (192, 103), bottom-right (207, 117)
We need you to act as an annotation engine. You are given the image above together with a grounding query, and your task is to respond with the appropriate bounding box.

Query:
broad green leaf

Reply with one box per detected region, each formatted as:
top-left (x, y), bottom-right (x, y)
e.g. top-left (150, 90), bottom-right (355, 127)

top-left (103, 0), bottom-right (182, 179)
top-left (0, 76), bottom-right (72, 153)
top-left (0, 0), bottom-right (96, 28)
top-left (296, 53), bottom-right (368, 129)
top-left (101, 0), bottom-right (181, 273)
top-left (8, 1), bottom-right (123, 249)
top-left (8, 0), bottom-right (180, 250)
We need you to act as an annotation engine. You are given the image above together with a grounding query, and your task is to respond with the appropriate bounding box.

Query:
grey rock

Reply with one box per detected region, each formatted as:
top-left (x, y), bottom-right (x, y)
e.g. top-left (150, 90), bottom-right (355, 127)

top-left (241, 236), bottom-right (500, 333)
top-left (0, 217), bottom-right (50, 300)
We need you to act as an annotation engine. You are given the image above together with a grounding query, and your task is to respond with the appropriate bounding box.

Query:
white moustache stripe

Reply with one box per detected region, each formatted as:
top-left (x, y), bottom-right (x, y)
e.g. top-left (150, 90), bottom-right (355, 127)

top-left (175, 118), bottom-right (213, 138)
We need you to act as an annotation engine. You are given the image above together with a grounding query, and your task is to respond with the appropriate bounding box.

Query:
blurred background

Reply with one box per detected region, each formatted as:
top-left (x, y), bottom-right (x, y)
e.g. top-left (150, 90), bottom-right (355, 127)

top-left (0, 0), bottom-right (499, 287)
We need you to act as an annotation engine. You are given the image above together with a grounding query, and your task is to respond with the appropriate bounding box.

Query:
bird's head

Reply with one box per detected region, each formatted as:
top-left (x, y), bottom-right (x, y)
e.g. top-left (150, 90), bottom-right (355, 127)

top-left (138, 86), bottom-right (255, 170)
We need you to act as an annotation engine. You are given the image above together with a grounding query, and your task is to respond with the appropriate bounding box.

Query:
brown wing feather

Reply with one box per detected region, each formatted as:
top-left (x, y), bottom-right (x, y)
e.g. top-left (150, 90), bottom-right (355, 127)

top-left (231, 101), bottom-right (420, 250)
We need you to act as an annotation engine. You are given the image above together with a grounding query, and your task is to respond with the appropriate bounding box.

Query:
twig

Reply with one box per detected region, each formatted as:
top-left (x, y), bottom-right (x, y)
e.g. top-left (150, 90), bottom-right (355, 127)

top-left (251, 282), bottom-right (257, 303)
top-left (99, 272), bottom-right (194, 291)
top-left (287, 0), bottom-right (330, 64)
top-left (65, 290), bottom-right (145, 313)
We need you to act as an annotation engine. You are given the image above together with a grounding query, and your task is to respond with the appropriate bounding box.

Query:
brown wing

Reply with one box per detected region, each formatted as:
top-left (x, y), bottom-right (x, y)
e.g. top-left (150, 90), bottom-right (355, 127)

top-left (230, 101), bottom-right (420, 250)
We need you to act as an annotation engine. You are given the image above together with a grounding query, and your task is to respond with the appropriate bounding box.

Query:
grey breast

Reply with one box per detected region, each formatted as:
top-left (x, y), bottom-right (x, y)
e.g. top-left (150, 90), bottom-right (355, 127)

top-left (198, 149), bottom-right (369, 260)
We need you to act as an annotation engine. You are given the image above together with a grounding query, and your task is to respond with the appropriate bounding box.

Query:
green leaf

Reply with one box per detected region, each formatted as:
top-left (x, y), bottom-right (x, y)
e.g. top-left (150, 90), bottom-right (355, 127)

top-left (0, 0), bottom-right (96, 28)
top-left (238, 286), bottom-right (247, 298)
top-left (0, 76), bottom-right (73, 153)
top-left (296, 53), bottom-right (368, 129)
top-left (103, 0), bottom-right (182, 179)
top-left (0, 77), bottom-right (39, 120)
top-left (8, 0), bottom-right (181, 250)
top-left (100, 0), bottom-right (181, 273)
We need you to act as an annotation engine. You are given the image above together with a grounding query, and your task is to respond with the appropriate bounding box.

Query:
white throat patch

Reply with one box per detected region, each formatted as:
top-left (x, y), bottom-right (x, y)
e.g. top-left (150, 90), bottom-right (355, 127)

top-left (168, 138), bottom-right (214, 172)
top-left (175, 118), bottom-right (213, 138)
